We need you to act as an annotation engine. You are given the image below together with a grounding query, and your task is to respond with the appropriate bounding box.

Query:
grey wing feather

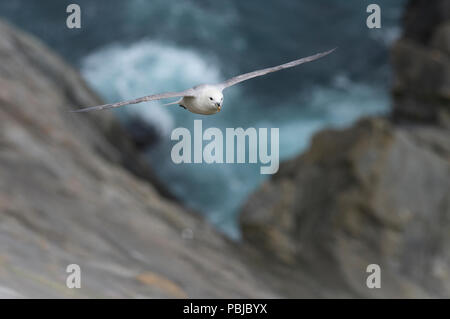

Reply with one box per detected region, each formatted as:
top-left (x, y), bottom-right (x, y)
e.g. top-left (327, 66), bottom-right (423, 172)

top-left (70, 88), bottom-right (197, 113)
top-left (218, 48), bottom-right (336, 90)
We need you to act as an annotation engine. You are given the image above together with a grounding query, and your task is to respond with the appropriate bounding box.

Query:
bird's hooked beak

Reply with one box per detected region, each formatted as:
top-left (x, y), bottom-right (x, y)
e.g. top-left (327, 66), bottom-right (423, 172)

top-left (216, 102), bottom-right (221, 112)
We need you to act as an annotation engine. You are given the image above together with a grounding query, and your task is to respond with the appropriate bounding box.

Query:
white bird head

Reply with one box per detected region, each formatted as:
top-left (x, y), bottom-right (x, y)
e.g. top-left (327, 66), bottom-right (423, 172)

top-left (201, 86), bottom-right (224, 112)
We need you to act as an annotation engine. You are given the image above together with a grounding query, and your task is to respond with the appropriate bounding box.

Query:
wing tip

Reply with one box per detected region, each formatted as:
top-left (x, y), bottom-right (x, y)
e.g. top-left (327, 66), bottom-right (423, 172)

top-left (323, 47), bottom-right (337, 55)
top-left (69, 104), bottom-right (110, 113)
top-left (313, 47), bottom-right (337, 60)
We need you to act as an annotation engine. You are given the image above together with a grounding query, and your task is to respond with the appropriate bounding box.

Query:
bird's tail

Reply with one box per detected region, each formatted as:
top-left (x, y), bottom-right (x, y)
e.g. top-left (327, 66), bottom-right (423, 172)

top-left (161, 98), bottom-right (183, 106)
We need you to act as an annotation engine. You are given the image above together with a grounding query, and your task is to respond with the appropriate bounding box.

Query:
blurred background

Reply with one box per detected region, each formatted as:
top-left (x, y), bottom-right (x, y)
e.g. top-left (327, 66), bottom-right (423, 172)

top-left (0, 0), bottom-right (448, 298)
top-left (1, 0), bottom-right (405, 236)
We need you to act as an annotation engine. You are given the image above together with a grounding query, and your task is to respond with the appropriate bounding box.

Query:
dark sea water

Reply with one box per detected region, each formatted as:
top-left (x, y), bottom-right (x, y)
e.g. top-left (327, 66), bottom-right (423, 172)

top-left (1, 0), bottom-right (406, 238)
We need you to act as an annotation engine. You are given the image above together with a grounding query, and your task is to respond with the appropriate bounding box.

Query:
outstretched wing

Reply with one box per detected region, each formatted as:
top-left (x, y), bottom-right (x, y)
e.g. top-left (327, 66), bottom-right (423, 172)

top-left (70, 88), bottom-right (197, 113)
top-left (217, 48), bottom-right (336, 90)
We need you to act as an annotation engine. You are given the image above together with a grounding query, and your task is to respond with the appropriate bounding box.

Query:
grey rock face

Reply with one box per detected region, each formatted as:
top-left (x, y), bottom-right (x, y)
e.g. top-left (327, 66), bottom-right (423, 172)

top-left (401, 0), bottom-right (450, 45)
top-left (241, 118), bottom-right (450, 297)
top-left (392, 0), bottom-right (450, 125)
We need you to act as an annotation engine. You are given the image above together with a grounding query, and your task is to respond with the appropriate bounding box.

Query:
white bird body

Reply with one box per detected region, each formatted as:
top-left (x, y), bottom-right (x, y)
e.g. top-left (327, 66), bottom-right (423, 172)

top-left (71, 48), bottom-right (335, 114)
top-left (179, 85), bottom-right (224, 115)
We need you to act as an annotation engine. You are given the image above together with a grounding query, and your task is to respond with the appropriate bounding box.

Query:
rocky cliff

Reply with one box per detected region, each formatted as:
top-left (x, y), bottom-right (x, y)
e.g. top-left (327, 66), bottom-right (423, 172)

top-left (241, 0), bottom-right (450, 298)
top-left (392, 0), bottom-right (450, 125)
top-left (241, 118), bottom-right (449, 297)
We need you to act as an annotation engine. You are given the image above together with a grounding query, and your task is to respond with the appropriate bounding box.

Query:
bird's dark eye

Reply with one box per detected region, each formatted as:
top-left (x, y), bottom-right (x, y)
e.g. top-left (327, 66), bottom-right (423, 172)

top-left (209, 97), bottom-right (213, 101)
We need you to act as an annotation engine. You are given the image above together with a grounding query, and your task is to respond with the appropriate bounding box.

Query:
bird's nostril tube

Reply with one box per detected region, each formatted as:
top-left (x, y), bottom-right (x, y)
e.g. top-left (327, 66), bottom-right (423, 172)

top-left (216, 102), bottom-right (221, 107)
